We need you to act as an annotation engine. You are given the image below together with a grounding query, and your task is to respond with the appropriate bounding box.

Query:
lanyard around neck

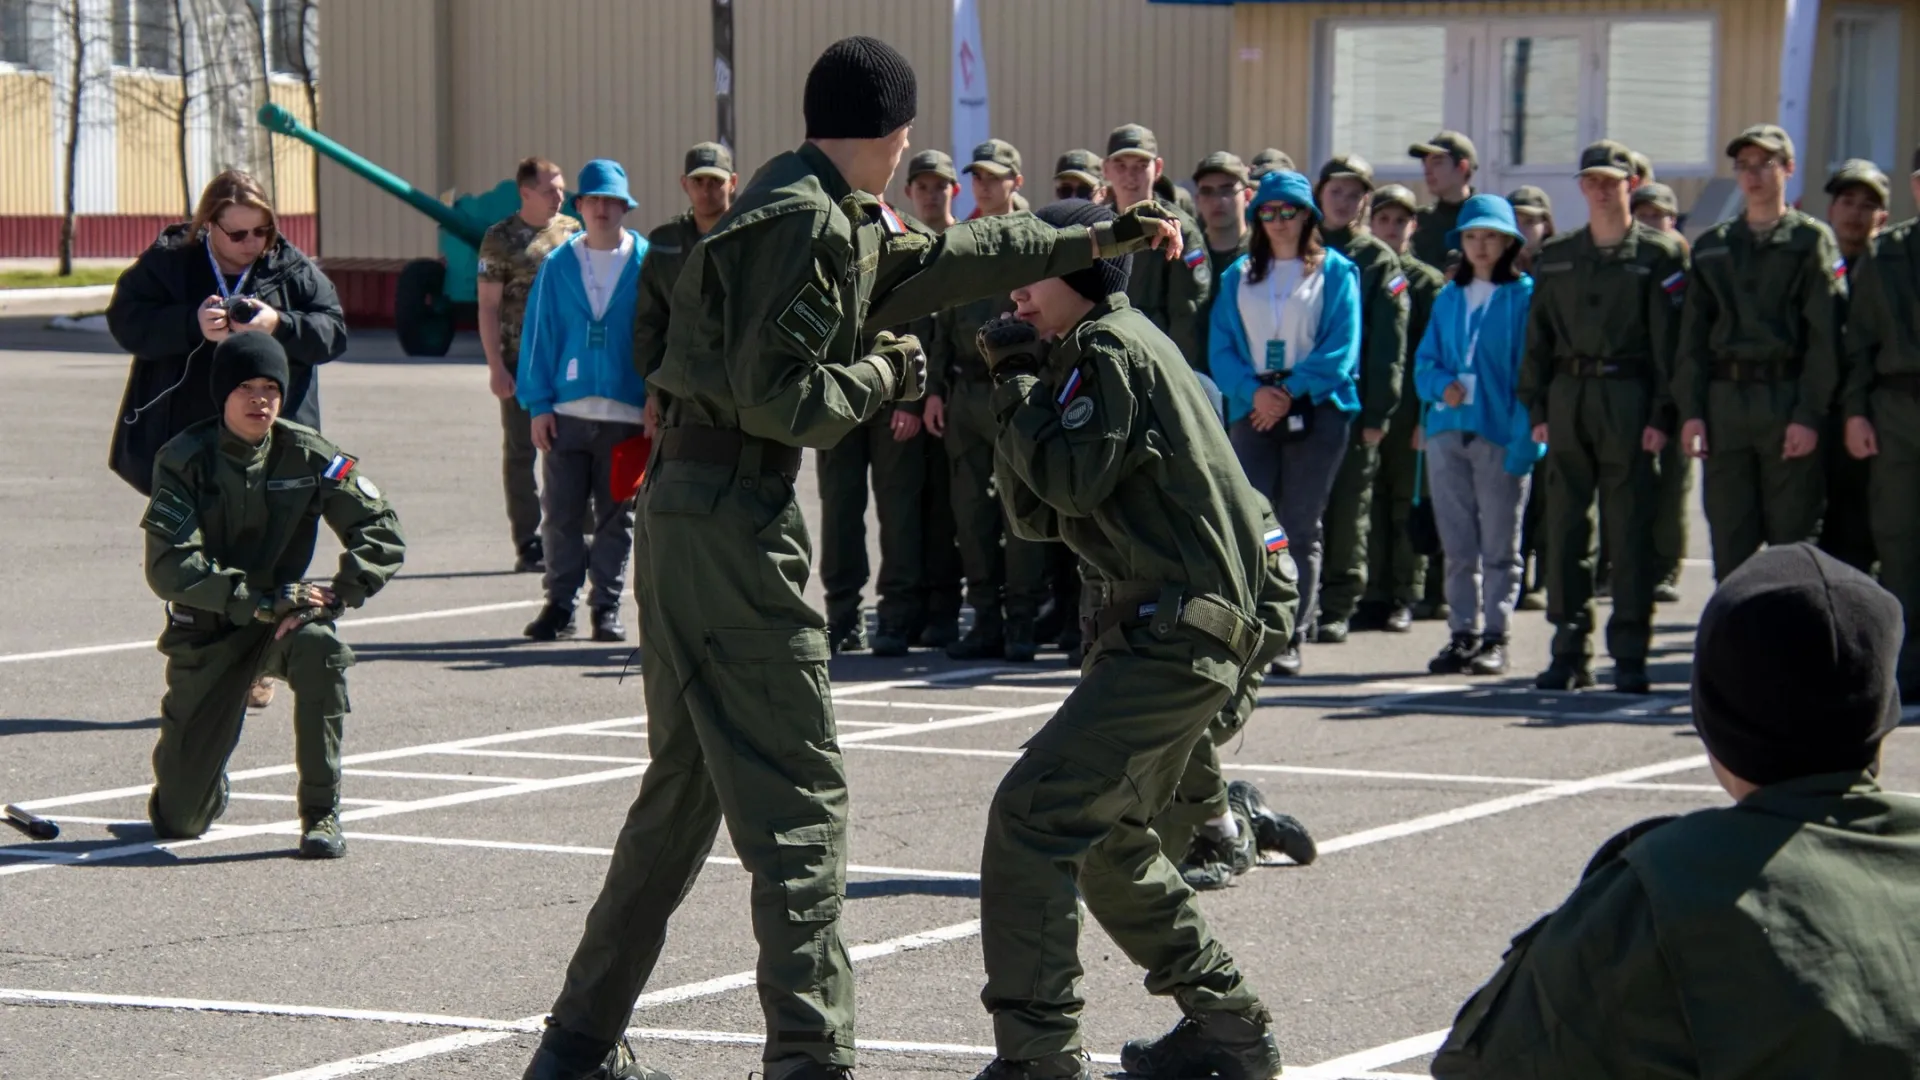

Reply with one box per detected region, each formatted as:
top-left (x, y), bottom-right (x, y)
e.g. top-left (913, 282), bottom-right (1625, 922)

top-left (206, 237), bottom-right (253, 302)
top-left (579, 234), bottom-right (625, 316)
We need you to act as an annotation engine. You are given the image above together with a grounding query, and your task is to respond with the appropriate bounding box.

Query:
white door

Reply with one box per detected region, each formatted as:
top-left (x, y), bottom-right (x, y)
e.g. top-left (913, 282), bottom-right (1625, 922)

top-left (1455, 21), bottom-right (1603, 229)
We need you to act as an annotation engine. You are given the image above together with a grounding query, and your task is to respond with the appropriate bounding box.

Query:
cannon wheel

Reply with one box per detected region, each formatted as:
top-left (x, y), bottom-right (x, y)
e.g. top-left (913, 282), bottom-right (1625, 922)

top-left (394, 259), bottom-right (455, 357)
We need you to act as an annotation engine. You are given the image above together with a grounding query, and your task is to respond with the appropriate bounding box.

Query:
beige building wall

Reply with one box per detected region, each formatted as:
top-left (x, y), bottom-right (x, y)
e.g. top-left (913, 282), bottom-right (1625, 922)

top-left (0, 73), bottom-right (55, 215)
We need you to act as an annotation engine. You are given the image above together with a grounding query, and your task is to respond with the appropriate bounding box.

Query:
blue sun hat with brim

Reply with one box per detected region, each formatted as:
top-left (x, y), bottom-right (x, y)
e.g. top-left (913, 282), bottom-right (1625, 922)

top-left (1247, 169), bottom-right (1320, 225)
top-left (1446, 193), bottom-right (1524, 250)
top-left (575, 159), bottom-right (637, 210)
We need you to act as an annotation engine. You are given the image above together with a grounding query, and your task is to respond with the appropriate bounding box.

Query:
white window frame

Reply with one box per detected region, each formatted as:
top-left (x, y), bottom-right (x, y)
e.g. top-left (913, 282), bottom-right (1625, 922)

top-left (109, 0), bottom-right (182, 76)
top-left (1825, 4), bottom-right (1900, 172)
top-left (0, 0), bottom-right (50, 72)
top-left (262, 0), bottom-right (315, 80)
top-left (1310, 11), bottom-right (1720, 181)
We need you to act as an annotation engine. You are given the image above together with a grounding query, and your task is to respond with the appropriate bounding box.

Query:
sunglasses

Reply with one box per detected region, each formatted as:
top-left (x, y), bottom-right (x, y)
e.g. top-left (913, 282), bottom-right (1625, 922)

top-left (219, 225), bottom-right (273, 243)
top-left (1255, 203), bottom-right (1304, 223)
top-left (1055, 182), bottom-right (1095, 201)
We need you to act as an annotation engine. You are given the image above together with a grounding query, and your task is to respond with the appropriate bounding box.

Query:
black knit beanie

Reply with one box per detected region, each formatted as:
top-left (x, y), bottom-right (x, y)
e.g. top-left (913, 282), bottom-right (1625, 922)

top-left (1692, 544), bottom-right (1903, 786)
top-left (1036, 199), bottom-right (1132, 302)
top-left (803, 36), bottom-right (918, 139)
top-left (209, 332), bottom-right (289, 403)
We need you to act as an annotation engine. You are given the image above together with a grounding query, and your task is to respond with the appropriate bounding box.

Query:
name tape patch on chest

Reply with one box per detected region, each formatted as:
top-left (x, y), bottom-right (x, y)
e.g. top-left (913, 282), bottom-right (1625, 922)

top-left (777, 281), bottom-right (841, 355)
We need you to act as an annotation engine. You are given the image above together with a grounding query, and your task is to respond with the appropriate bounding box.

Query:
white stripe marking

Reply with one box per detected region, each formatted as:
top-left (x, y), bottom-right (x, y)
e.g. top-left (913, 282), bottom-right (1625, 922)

top-left (339, 831), bottom-right (981, 881)
top-left (1289, 1029), bottom-right (1450, 1079)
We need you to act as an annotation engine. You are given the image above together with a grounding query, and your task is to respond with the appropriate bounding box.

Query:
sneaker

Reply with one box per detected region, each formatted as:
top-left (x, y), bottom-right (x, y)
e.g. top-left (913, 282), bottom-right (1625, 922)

top-left (524, 603), bottom-right (577, 641)
top-left (1428, 632), bottom-right (1480, 675)
top-left (1517, 589), bottom-right (1547, 612)
top-left (1384, 605), bottom-right (1414, 633)
top-left (828, 618), bottom-right (869, 655)
top-left (870, 624), bottom-right (911, 658)
top-left (514, 537), bottom-right (546, 574)
top-left (946, 624), bottom-right (1004, 660)
top-left (1535, 658), bottom-right (1597, 691)
top-left (1268, 643), bottom-right (1302, 678)
top-left (1614, 658), bottom-right (1652, 695)
top-left (1120, 1011), bottom-right (1283, 1080)
top-left (917, 618), bottom-right (961, 649)
top-left (1228, 780), bottom-right (1317, 866)
top-left (1178, 815), bottom-right (1256, 891)
top-left (1468, 636), bottom-right (1509, 676)
top-left (590, 606), bottom-right (627, 643)
top-left (1653, 579), bottom-right (1681, 604)
top-left (1315, 619), bottom-right (1349, 644)
top-left (1004, 620), bottom-right (1038, 663)
top-left (522, 1025), bottom-right (671, 1080)
top-left (970, 1053), bottom-right (1092, 1080)
top-left (247, 677), bottom-right (275, 710)
top-left (298, 808), bottom-right (346, 859)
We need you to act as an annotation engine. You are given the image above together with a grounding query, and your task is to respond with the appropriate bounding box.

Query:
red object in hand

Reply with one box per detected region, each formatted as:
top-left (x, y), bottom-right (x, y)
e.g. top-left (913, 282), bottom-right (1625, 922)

top-left (610, 433), bottom-right (652, 502)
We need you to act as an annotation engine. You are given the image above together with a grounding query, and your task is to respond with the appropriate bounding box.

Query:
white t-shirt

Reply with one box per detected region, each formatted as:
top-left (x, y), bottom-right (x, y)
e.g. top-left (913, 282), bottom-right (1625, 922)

top-left (554, 231), bottom-right (645, 425)
top-left (1463, 278), bottom-right (1496, 318)
top-left (1236, 257), bottom-right (1324, 375)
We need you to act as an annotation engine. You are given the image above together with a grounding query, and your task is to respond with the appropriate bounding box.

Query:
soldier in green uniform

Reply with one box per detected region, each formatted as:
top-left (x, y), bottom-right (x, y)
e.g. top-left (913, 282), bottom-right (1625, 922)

top-left (1192, 152), bottom-right (1253, 370)
top-left (478, 157), bottom-right (578, 573)
top-left (520, 37), bottom-right (1185, 1080)
top-left (903, 149), bottom-right (966, 647)
top-left (1052, 149), bottom-right (1103, 201)
top-left (971, 198), bottom-right (1285, 1080)
top-left (1312, 155), bottom-right (1410, 642)
top-left (1629, 180), bottom-right (1692, 602)
top-left (1356, 183), bottom-right (1445, 632)
top-left (1248, 148), bottom-right (1295, 181)
top-left (1676, 125), bottom-right (1846, 582)
top-left (1103, 124), bottom-right (1213, 372)
top-left (1841, 150), bottom-right (1920, 703)
top-left (1408, 131), bottom-right (1477, 272)
top-left (1819, 159), bottom-right (1890, 574)
top-left (1509, 186), bottom-right (1558, 612)
top-left (1520, 141), bottom-right (1687, 694)
top-left (1435, 544), bottom-right (1920, 1079)
top-left (141, 333), bottom-right (404, 857)
top-left (635, 142), bottom-right (737, 416)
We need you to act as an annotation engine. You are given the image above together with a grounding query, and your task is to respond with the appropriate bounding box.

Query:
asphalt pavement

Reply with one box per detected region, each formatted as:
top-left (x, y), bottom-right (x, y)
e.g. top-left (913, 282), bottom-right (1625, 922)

top-left (2, 322), bottom-right (1912, 1080)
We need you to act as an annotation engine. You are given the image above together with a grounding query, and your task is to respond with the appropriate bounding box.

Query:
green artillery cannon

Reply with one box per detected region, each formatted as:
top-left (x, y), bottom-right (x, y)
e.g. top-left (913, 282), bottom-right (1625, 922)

top-left (258, 103), bottom-right (520, 356)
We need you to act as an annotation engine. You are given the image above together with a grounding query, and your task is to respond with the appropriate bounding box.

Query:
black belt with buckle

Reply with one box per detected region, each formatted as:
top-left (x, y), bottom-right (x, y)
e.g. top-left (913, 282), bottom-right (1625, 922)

top-left (1078, 580), bottom-right (1259, 666)
top-left (1711, 358), bottom-right (1796, 383)
top-left (657, 426), bottom-right (803, 481)
top-left (1557, 356), bottom-right (1644, 379)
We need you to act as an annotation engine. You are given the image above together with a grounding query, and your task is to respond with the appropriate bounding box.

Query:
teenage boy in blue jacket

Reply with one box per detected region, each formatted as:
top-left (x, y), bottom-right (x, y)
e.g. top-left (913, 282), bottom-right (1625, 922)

top-left (518, 159), bottom-right (650, 643)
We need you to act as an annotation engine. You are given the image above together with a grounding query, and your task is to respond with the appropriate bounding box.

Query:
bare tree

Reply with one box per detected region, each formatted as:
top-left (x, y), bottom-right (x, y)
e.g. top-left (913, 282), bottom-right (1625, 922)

top-left (56, 0), bottom-right (84, 275)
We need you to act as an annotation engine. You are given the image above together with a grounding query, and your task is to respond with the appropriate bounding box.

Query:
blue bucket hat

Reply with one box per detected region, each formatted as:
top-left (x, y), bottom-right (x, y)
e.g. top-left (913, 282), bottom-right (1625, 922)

top-left (1247, 169), bottom-right (1320, 225)
top-left (576, 159), bottom-right (637, 210)
top-left (1446, 193), bottom-right (1523, 250)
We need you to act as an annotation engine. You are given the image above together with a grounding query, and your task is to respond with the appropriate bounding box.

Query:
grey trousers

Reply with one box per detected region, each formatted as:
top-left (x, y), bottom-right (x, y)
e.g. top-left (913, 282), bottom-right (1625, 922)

top-left (1426, 429), bottom-right (1529, 639)
top-left (1229, 401), bottom-right (1352, 637)
top-left (541, 413), bottom-right (643, 610)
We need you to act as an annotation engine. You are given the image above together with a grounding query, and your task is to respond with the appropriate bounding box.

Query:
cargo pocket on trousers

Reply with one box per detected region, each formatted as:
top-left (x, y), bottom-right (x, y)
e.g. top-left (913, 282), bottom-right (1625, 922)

top-left (772, 816), bottom-right (843, 923)
top-left (981, 891), bottom-right (1051, 1002)
top-left (705, 626), bottom-right (837, 758)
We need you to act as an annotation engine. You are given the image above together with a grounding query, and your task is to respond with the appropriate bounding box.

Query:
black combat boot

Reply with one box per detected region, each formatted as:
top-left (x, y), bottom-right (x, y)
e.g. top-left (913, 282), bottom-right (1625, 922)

top-left (1613, 657), bottom-right (1652, 694)
top-left (524, 602), bottom-right (577, 641)
top-left (869, 622), bottom-right (912, 658)
top-left (918, 617), bottom-right (961, 649)
top-left (1348, 601), bottom-right (1389, 632)
top-left (591, 606), bottom-right (626, 643)
top-left (1177, 812), bottom-right (1257, 893)
top-left (1121, 1010), bottom-right (1282, 1080)
top-left (1428, 632), bottom-right (1480, 675)
top-left (1315, 619), bottom-right (1349, 644)
top-left (515, 536), bottom-right (545, 573)
top-left (1004, 618), bottom-right (1038, 662)
top-left (970, 1052), bottom-right (1092, 1080)
top-left (1468, 635), bottom-right (1509, 676)
top-left (947, 613), bottom-right (1004, 660)
top-left (1228, 780), bottom-right (1316, 866)
top-left (1534, 656), bottom-right (1597, 691)
top-left (1383, 604), bottom-right (1415, 632)
top-left (298, 808), bottom-right (346, 859)
top-left (828, 615), bottom-right (869, 655)
top-left (522, 1023), bottom-right (672, 1080)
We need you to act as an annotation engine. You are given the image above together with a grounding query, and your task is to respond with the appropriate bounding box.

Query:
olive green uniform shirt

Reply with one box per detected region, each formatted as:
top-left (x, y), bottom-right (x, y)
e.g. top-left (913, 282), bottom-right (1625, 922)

top-left (1324, 224), bottom-right (1411, 431)
top-left (1676, 209), bottom-right (1846, 428)
top-left (1519, 223), bottom-right (1690, 431)
top-left (1434, 772), bottom-right (1920, 1079)
top-left (633, 211), bottom-right (705, 381)
top-left (1842, 218), bottom-right (1920, 418)
top-left (1413, 197), bottom-right (1467, 272)
top-left (477, 212), bottom-right (581, 360)
top-left (1123, 198), bottom-right (1212, 372)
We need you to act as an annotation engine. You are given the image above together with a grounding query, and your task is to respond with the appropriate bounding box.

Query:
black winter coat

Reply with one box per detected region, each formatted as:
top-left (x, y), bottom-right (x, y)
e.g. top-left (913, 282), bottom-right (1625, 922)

top-left (106, 223), bottom-right (346, 494)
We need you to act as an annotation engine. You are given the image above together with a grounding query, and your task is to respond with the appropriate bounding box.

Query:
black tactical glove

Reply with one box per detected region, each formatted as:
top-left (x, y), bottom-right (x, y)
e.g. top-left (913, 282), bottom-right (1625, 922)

top-left (976, 317), bottom-right (1046, 382)
top-left (255, 581), bottom-right (334, 623)
top-left (1093, 200), bottom-right (1178, 257)
top-left (863, 330), bottom-right (928, 403)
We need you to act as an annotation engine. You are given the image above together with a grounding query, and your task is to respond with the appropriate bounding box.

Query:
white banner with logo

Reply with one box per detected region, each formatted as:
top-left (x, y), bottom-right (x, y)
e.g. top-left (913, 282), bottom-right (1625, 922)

top-left (952, 0), bottom-right (990, 219)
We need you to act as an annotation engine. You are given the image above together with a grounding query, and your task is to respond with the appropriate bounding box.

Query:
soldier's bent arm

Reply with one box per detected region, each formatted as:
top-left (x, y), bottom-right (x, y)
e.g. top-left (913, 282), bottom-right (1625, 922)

top-left (1841, 256), bottom-right (1885, 419)
top-left (141, 457), bottom-right (261, 622)
top-left (991, 332), bottom-right (1138, 519)
top-left (864, 214), bottom-right (1099, 329)
top-left (1643, 244), bottom-right (1688, 432)
top-left (1361, 258), bottom-right (1411, 431)
top-left (1673, 260), bottom-right (1720, 423)
top-left (1793, 228), bottom-right (1847, 429)
top-left (632, 243), bottom-right (674, 380)
top-left (997, 474), bottom-right (1062, 543)
top-left (1518, 289), bottom-right (1559, 428)
top-left (321, 470), bottom-right (405, 609)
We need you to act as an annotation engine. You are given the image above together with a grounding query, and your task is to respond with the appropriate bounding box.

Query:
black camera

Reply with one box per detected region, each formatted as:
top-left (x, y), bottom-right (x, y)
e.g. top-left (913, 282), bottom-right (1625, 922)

top-left (225, 297), bottom-right (261, 324)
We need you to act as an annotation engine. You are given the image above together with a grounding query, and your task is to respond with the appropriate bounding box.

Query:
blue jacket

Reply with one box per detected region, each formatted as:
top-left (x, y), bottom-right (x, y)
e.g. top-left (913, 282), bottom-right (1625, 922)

top-left (1414, 275), bottom-right (1545, 477)
top-left (516, 229), bottom-right (649, 417)
top-left (1207, 248), bottom-right (1362, 424)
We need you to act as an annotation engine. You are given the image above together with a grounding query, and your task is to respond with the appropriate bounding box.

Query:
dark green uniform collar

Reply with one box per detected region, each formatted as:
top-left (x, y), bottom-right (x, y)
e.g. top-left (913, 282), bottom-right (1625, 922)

top-left (1742, 769), bottom-right (1882, 806)
top-left (1731, 207), bottom-right (1809, 247)
top-left (798, 142), bottom-right (854, 204)
top-left (1050, 293), bottom-right (1135, 371)
top-left (218, 423), bottom-right (272, 465)
top-left (1321, 223), bottom-right (1359, 251)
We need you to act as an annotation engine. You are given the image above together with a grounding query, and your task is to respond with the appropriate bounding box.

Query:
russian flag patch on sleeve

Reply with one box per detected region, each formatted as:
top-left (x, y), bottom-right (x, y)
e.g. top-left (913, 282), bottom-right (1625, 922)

top-left (322, 454), bottom-right (356, 481)
top-left (1184, 247), bottom-right (1206, 269)
top-left (1388, 274), bottom-right (1409, 296)
top-left (1265, 526), bottom-right (1289, 552)
top-left (1832, 257), bottom-right (1848, 281)
top-left (1662, 271), bottom-right (1686, 294)
top-left (878, 202), bottom-right (906, 236)
top-left (1056, 367), bottom-right (1084, 406)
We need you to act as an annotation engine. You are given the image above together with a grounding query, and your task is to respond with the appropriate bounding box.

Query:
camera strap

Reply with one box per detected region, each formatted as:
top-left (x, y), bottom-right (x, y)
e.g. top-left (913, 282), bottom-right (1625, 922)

top-left (205, 236), bottom-right (254, 302)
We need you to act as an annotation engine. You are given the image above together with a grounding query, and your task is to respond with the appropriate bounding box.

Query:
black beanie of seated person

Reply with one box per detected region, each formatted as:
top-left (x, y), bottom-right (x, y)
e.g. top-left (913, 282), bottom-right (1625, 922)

top-left (1691, 543), bottom-right (1903, 786)
top-left (1035, 199), bottom-right (1132, 303)
top-left (209, 331), bottom-right (289, 404)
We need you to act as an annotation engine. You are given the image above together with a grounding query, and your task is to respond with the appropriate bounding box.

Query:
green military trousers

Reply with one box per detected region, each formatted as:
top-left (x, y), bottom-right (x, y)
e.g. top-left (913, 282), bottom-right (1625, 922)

top-left (552, 457), bottom-right (855, 1067)
top-left (945, 380), bottom-right (1050, 633)
top-left (1544, 377), bottom-right (1658, 663)
top-left (1820, 413), bottom-right (1876, 573)
top-left (1651, 437), bottom-right (1693, 585)
top-left (1701, 381), bottom-right (1826, 580)
top-left (817, 412), bottom-right (927, 631)
top-left (921, 430), bottom-right (965, 632)
top-left (1365, 421), bottom-right (1428, 610)
top-left (1318, 437), bottom-right (1380, 625)
top-left (981, 624), bottom-right (1264, 1060)
top-left (1868, 387), bottom-right (1920, 696)
top-left (148, 618), bottom-right (352, 838)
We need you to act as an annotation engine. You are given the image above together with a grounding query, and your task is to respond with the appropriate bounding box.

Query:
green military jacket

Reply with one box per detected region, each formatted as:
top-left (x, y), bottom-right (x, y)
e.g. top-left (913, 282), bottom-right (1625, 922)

top-left (651, 142), bottom-right (1102, 449)
top-left (1391, 255), bottom-right (1448, 434)
top-left (1324, 224), bottom-right (1411, 432)
top-left (1842, 217), bottom-right (1920, 419)
top-left (930, 291), bottom-right (1017, 399)
top-left (1433, 772), bottom-right (1920, 1079)
top-left (633, 211), bottom-right (704, 381)
top-left (990, 294), bottom-right (1294, 622)
top-left (1412, 197), bottom-right (1466, 272)
top-left (1519, 222), bottom-right (1690, 430)
top-left (142, 418), bottom-right (405, 627)
top-left (1676, 209), bottom-right (1846, 428)
top-left (1124, 197), bottom-right (1212, 372)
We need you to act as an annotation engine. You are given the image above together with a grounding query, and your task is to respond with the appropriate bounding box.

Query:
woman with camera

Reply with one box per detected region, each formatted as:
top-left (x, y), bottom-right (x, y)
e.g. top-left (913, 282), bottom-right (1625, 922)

top-left (108, 170), bottom-right (347, 497)
top-left (1208, 169), bottom-right (1362, 676)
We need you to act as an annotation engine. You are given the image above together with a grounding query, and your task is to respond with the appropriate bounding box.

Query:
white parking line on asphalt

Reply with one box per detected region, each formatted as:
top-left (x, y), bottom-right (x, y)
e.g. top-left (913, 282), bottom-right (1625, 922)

top-left (1290, 1029), bottom-right (1450, 1079)
top-left (336, 831), bottom-right (983, 881)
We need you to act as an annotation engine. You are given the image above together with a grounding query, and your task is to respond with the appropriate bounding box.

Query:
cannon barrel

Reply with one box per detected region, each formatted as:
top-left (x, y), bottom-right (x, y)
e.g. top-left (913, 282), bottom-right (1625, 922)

top-left (257, 103), bottom-right (489, 249)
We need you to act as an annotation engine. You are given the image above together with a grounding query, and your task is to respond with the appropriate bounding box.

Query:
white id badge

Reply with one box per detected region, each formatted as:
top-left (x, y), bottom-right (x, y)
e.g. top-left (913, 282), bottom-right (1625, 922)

top-left (1287, 412), bottom-right (1307, 434)
top-left (1455, 373), bottom-right (1477, 406)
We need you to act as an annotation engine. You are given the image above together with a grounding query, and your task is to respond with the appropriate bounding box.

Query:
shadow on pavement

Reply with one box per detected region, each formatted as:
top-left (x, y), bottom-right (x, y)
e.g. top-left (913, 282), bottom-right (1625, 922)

top-left (847, 877), bottom-right (979, 900)
top-left (0, 716), bottom-right (160, 736)
top-left (350, 638), bottom-right (636, 672)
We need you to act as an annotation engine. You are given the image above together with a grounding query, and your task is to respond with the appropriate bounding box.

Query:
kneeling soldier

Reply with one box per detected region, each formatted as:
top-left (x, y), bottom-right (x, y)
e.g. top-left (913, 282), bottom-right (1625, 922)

top-left (141, 333), bottom-right (405, 856)
top-left (972, 199), bottom-right (1292, 1080)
